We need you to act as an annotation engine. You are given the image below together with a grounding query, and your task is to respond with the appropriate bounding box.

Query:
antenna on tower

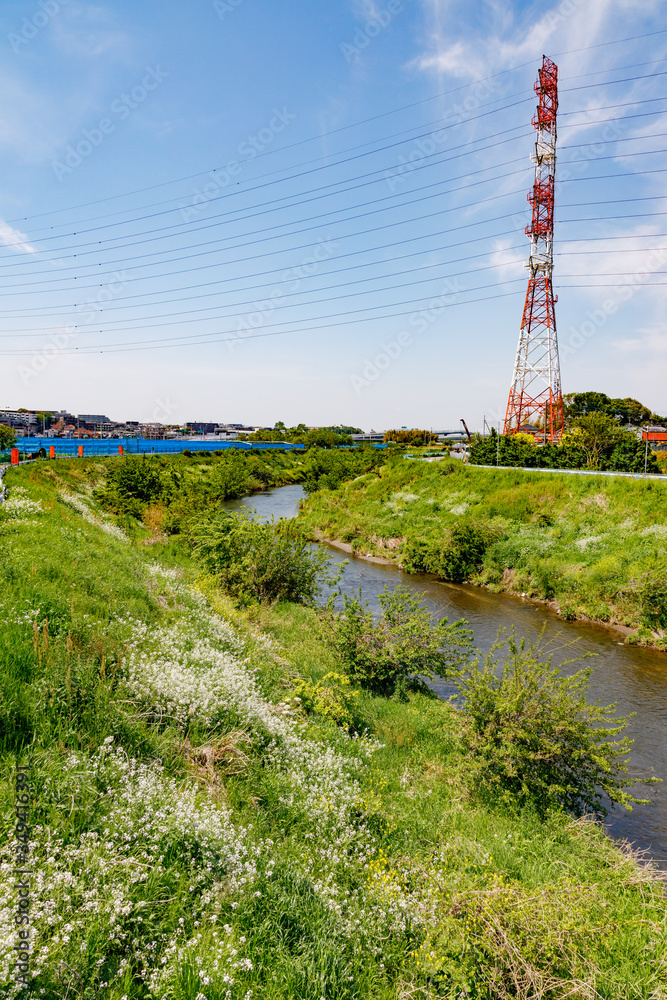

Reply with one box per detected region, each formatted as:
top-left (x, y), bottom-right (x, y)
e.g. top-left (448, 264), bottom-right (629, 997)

top-left (503, 56), bottom-right (563, 443)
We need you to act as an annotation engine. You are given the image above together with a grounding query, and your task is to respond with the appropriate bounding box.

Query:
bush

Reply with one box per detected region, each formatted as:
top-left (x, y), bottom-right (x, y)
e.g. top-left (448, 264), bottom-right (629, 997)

top-left (401, 521), bottom-right (496, 582)
top-left (204, 450), bottom-right (251, 500)
top-left (454, 632), bottom-right (653, 817)
top-left (190, 512), bottom-right (333, 604)
top-left (639, 575), bottom-right (667, 630)
top-left (95, 455), bottom-right (177, 515)
top-left (332, 585), bottom-right (472, 695)
top-left (288, 671), bottom-right (358, 728)
top-left (439, 521), bottom-right (491, 582)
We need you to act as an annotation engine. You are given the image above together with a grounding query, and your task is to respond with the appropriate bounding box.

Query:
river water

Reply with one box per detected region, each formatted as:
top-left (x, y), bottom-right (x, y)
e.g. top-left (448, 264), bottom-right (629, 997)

top-left (222, 484), bottom-right (667, 866)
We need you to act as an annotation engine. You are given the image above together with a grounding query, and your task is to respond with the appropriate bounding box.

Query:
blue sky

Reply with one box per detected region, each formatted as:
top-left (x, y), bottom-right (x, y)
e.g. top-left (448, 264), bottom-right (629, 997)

top-left (0, 0), bottom-right (665, 428)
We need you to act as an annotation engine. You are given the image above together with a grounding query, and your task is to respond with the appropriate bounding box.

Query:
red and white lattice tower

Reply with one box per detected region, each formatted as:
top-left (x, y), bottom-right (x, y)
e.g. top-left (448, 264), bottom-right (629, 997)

top-left (503, 55), bottom-right (563, 442)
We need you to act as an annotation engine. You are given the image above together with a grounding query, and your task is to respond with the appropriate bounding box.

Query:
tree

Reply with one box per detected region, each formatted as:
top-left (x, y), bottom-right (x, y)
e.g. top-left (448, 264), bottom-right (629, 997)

top-left (0, 425), bottom-right (17, 450)
top-left (36, 411), bottom-right (54, 431)
top-left (563, 390), bottom-right (660, 426)
top-left (191, 512), bottom-right (333, 605)
top-left (609, 396), bottom-right (653, 426)
top-left (563, 391), bottom-right (613, 421)
top-left (454, 632), bottom-right (653, 817)
top-left (332, 585), bottom-right (472, 695)
top-left (566, 413), bottom-right (622, 469)
top-left (384, 429), bottom-right (430, 445)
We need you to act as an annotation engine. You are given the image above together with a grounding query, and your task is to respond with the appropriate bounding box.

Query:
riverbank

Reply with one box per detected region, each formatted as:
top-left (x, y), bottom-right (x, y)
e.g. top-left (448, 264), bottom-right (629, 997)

top-left (296, 458), bottom-right (667, 652)
top-left (2, 461), bottom-right (666, 997)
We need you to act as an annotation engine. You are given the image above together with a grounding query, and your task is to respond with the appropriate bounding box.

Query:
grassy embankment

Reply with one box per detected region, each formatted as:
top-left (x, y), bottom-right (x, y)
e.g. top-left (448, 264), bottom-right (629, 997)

top-left (296, 457), bottom-right (667, 650)
top-left (0, 458), bottom-right (666, 998)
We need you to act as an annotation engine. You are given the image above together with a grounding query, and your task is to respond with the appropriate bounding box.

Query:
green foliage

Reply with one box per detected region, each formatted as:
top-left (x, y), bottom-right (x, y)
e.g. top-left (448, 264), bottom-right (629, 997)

top-left (302, 446), bottom-right (385, 494)
top-left (242, 423), bottom-right (358, 446)
top-left (1, 463), bottom-right (666, 998)
top-left (639, 575), bottom-right (667, 630)
top-left (203, 449), bottom-right (252, 500)
top-left (95, 455), bottom-right (177, 516)
top-left (298, 457), bottom-right (667, 639)
top-left (288, 671), bottom-right (358, 727)
top-left (563, 390), bottom-right (663, 426)
top-left (383, 428), bottom-right (430, 445)
top-left (469, 423), bottom-right (661, 473)
top-left (454, 633), bottom-right (651, 817)
top-left (95, 449), bottom-right (306, 529)
top-left (567, 412), bottom-right (624, 469)
top-left (0, 424), bottom-right (17, 450)
top-left (332, 585), bottom-right (472, 694)
top-left (190, 511), bottom-right (333, 604)
top-left (439, 521), bottom-right (492, 582)
top-left (403, 520), bottom-right (496, 582)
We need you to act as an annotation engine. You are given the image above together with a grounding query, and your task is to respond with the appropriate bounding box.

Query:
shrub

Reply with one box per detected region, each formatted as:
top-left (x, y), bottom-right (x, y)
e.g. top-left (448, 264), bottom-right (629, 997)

top-left (95, 455), bottom-right (176, 514)
top-left (332, 585), bottom-right (472, 695)
top-left (438, 521), bottom-right (491, 582)
top-left (454, 632), bottom-right (653, 817)
top-left (204, 450), bottom-right (252, 500)
top-left (288, 671), bottom-right (358, 728)
top-left (639, 575), bottom-right (667, 630)
top-left (190, 512), bottom-right (333, 605)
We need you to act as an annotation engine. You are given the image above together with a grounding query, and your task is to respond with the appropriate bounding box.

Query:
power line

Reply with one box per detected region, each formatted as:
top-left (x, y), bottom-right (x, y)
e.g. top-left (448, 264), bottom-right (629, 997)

top-left (7, 129), bottom-right (667, 263)
top-left (5, 134), bottom-right (531, 251)
top-left (0, 163), bottom-right (531, 271)
top-left (0, 287), bottom-right (525, 356)
top-left (5, 50), bottom-right (667, 232)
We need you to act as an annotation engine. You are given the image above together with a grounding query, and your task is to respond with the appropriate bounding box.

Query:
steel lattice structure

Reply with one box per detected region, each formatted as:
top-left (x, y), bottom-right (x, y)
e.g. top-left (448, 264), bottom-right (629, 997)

top-left (503, 56), bottom-right (563, 442)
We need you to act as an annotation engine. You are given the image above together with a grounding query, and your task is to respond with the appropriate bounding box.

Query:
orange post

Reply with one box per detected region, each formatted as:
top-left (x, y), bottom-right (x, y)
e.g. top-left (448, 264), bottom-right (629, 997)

top-left (78, 445), bottom-right (84, 457)
top-left (49, 445), bottom-right (55, 459)
top-left (11, 448), bottom-right (19, 465)
top-left (118, 445), bottom-right (124, 455)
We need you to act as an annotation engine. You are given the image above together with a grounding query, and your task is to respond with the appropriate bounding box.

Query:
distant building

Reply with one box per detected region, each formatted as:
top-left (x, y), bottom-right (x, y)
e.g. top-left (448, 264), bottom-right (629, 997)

top-left (350, 432), bottom-right (385, 443)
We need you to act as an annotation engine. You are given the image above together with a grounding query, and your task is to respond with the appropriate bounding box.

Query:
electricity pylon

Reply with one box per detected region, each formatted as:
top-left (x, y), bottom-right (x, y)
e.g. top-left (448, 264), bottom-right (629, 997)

top-left (503, 55), bottom-right (563, 442)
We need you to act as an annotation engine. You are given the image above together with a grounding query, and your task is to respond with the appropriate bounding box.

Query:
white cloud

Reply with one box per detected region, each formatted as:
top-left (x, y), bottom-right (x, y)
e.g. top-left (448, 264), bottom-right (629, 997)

top-left (0, 220), bottom-right (36, 255)
top-left (415, 0), bottom-right (665, 84)
top-left (489, 237), bottom-right (526, 277)
top-left (352, 0), bottom-right (382, 20)
top-left (51, 3), bottom-right (132, 61)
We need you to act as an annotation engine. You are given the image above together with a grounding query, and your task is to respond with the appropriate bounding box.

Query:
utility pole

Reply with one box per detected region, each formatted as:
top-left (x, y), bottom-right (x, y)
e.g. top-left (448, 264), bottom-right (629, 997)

top-left (644, 426), bottom-right (649, 475)
top-left (504, 56), bottom-right (563, 443)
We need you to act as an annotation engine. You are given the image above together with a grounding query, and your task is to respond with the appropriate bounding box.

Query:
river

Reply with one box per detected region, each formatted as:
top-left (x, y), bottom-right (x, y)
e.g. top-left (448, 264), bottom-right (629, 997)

top-left (222, 484), bottom-right (667, 867)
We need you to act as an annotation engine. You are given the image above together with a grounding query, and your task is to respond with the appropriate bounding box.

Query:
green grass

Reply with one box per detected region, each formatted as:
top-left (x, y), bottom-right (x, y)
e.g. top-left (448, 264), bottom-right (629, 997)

top-left (0, 460), bottom-right (665, 998)
top-left (296, 457), bottom-right (667, 648)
